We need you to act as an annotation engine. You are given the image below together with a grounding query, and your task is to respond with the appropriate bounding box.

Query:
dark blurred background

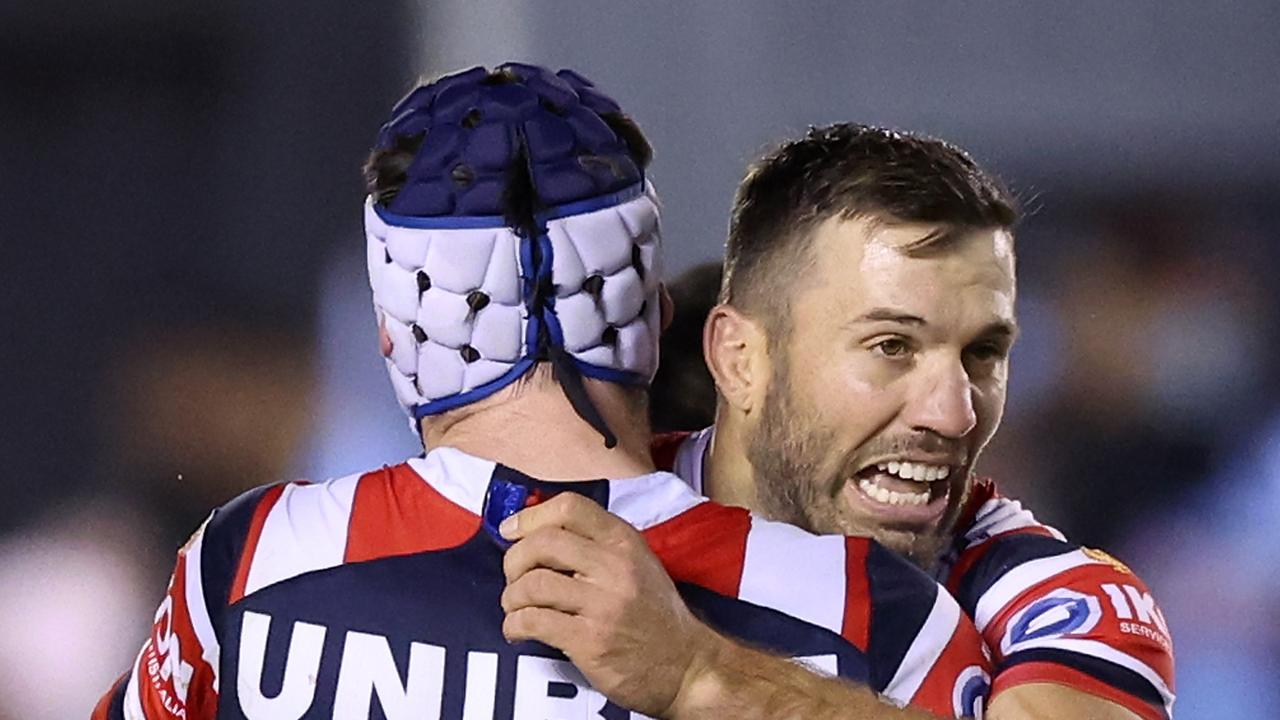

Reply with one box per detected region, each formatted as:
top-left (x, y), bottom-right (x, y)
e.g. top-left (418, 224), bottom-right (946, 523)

top-left (2, 2), bottom-right (1276, 717)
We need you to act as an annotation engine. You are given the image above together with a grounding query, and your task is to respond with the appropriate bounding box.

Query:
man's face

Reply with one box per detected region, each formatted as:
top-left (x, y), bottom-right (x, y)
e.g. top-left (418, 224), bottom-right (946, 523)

top-left (744, 215), bottom-right (1016, 568)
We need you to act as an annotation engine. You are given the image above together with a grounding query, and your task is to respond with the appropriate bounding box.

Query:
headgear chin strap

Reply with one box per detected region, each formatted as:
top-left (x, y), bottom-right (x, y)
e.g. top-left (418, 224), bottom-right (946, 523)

top-left (363, 64), bottom-right (663, 446)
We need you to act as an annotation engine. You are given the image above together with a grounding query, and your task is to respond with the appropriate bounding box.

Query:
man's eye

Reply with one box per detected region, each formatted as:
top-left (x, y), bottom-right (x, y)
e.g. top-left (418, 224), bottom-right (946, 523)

top-left (874, 338), bottom-right (911, 358)
top-left (967, 342), bottom-right (1008, 362)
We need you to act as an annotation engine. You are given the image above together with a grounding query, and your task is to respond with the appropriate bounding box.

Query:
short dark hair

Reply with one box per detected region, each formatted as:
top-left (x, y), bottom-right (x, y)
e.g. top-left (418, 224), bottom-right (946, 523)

top-left (723, 123), bottom-right (1017, 323)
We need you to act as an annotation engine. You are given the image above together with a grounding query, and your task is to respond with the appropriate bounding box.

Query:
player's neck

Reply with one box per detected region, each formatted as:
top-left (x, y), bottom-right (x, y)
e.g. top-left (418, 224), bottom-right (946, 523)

top-left (702, 408), bottom-right (762, 511)
top-left (423, 382), bottom-right (655, 482)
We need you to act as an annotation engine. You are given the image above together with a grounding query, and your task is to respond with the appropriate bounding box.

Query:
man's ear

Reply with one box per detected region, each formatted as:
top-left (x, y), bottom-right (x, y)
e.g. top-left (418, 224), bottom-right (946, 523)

top-left (378, 312), bottom-right (393, 357)
top-left (658, 283), bottom-right (674, 333)
top-left (703, 303), bottom-right (769, 414)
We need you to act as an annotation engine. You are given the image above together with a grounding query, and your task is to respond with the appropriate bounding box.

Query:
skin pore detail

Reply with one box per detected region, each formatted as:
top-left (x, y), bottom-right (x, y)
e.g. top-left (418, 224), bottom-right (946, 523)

top-left (739, 215), bottom-right (1017, 568)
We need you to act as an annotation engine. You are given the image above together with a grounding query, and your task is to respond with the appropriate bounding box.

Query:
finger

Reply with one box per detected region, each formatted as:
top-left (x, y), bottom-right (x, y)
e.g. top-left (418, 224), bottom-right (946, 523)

top-left (499, 492), bottom-right (621, 542)
top-left (501, 567), bottom-right (595, 614)
top-left (502, 526), bottom-right (605, 583)
top-left (502, 606), bottom-right (579, 648)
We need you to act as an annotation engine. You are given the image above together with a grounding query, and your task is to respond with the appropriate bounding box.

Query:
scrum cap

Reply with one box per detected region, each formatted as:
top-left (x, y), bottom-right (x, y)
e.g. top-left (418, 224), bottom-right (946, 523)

top-left (364, 64), bottom-right (662, 446)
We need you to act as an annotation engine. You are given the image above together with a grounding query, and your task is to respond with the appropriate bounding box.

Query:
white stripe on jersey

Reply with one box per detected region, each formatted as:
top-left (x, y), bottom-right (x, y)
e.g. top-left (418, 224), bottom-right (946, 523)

top-left (882, 589), bottom-right (962, 706)
top-left (963, 497), bottom-right (1066, 549)
top-left (739, 517), bottom-right (847, 635)
top-left (123, 646), bottom-right (146, 720)
top-left (608, 472), bottom-right (707, 530)
top-left (410, 446), bottom-right (707, 531)
top-left (1012, 636), bottom-right (1176, 715)
top-left (410, 447), bottom-right (495, 515)
top-left (972, 549), bottom-right (1099, 633)
top-left (184, 517), bottom-right (220, 690)
top-left (672, 426), bottom-right (713, 496)
top-left (243, 474), bottom-right (361, 597)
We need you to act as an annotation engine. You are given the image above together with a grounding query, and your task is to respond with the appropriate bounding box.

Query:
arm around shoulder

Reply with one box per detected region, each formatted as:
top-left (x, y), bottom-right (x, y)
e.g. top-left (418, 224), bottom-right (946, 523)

top-left (987, 683), bottom-right (1144, 720)
top-left (668, 627), bottom-right (942, 720)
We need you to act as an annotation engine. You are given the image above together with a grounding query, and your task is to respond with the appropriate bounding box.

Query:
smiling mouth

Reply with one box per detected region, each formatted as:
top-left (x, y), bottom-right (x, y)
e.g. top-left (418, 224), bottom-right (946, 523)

top-left (859, 460), bottom-right (950, 505)
top-left (843, 459), bottom-right (960, 525)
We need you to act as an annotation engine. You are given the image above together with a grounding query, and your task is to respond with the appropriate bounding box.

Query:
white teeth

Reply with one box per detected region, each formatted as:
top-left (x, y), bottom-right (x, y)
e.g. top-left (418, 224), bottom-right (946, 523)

top-left (858, 477), bottom-right (931, 506)
top-left (870, 460), bottom-right (954, 483)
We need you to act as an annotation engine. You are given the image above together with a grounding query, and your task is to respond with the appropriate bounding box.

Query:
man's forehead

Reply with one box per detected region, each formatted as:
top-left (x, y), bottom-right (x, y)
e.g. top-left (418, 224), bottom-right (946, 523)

top-left (863, 218), bottom-right (1012, 257)
top-left (803, 216), bottom-right (1017, 322)
top-left (810, 216), bottom-right (1013, 274)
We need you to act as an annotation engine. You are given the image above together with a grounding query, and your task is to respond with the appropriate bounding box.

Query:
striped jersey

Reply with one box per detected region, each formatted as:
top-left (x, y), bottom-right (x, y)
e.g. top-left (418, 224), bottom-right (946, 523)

top-left (94, 446), bottom-right (990, 720)
top-left (658, 428), bottom-right (1177, 720)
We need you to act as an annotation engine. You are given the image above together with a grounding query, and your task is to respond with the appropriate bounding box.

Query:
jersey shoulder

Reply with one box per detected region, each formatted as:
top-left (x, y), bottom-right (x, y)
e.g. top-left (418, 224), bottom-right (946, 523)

top-left (220, 460), bottom-right (487, 607)
top-left (947, 481), bottom-right (1176, 719)
top-left (90, 480), bottom-right (291, 720)
top-left (945, 482), bottom-right (1073, 618)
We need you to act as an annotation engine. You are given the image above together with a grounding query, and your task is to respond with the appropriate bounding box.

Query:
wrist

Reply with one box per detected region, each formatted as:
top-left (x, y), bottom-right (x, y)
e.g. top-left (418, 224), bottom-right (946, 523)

top-left (666, 623), bottom-right (733, 719)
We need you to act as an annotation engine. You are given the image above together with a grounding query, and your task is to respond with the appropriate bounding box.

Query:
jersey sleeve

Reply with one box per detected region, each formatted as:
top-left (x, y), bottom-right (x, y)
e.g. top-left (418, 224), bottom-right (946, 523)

top-left (950, 530), bottom-right (1176, 720)
top-left (854, 540), bottom-right (992, 719)
top-left (91, 483), bottom-right (280, 720)
top-left (91, 520), bottom-right (220, 720)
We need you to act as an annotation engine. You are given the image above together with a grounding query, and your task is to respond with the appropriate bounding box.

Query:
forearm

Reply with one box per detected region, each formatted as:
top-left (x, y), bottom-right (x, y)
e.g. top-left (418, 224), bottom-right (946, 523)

top-left (987, 683), bottom-right (1142, 720)
top-left (668, 629), bottom-right (940, 720)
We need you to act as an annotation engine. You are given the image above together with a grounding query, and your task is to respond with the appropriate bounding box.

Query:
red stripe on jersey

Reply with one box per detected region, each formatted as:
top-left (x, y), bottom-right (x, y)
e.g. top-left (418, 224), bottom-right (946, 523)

top-left (129, 542), bottom-right (219, 719)
top-left (992, 661), bottom-right (1166, 720)
top-left (945, 525), bottom-right (1060, 595)
top-left (983, 563), bottom-right (1174, 676)
top-left (644, 501), bottom-right (750, 597)
top-left (841, 537), bottom-right (872, 650)
top-left (229, 484), bottom-right (285, 604)
top-left (650, 431), bottom-right (691, 472)
top-left (912, 612), bottom-right (991, 718)
top-left (345, 464), bottom-right (481, 563)
top-left (978, 562), bottom-right (1174, 720)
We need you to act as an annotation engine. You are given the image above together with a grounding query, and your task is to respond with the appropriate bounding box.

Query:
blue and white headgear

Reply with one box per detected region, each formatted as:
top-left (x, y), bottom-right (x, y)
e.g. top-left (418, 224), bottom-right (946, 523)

top-left (364, 64), bottom-right (663, 447)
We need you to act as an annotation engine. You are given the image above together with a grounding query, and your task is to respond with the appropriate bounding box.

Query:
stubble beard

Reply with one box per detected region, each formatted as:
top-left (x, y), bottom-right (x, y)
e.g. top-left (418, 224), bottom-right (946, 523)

top-left (744, 364), bottom-right (957, 571)
top-left (745, 368), bottom-right (834, 533)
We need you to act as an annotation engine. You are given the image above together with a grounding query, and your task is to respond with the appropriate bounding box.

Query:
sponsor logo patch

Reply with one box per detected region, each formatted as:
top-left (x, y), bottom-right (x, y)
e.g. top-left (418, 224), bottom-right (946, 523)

top-left (1001, 588), bottom-right (1102, 655)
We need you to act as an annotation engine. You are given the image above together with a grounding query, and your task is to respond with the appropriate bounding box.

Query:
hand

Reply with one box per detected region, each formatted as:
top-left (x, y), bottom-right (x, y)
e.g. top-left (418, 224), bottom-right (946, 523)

top-left (498, 492), bottom-right (721, 717)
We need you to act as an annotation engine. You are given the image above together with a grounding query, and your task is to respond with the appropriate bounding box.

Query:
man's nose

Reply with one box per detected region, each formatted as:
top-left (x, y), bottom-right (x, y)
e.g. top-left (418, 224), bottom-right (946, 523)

top-left (903, 357), bottom-right (977, 440)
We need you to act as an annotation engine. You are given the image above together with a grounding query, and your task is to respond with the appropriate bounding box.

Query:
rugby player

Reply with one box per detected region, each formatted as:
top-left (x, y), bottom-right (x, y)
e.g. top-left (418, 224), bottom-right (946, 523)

top-left (93, 67), bottom-right (989, 719)
top-left (657, 124), bottom-right (1177, 719)
top-left (509, 124), bottom-right (1177, 720)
